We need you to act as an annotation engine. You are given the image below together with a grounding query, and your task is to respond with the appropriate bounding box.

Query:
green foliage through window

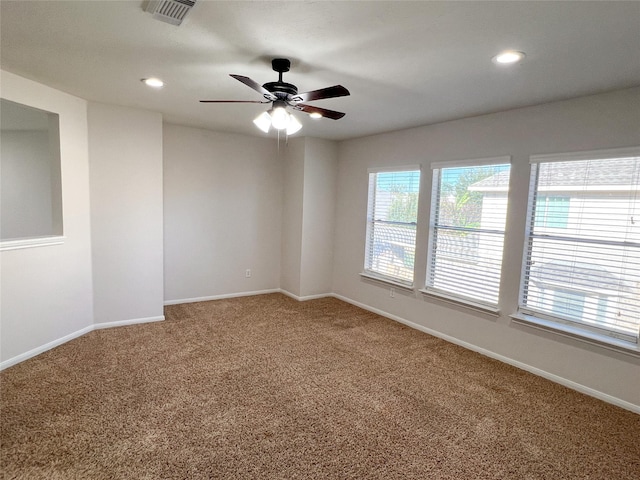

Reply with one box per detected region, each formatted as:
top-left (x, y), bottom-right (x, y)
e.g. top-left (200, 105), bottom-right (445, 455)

top-left (388, 188), bottom-right (419, 224)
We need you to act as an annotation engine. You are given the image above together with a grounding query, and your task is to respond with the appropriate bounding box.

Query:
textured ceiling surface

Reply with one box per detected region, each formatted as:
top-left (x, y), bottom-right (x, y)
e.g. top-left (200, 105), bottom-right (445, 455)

top-left (2, 1), bottom-right (639, 140)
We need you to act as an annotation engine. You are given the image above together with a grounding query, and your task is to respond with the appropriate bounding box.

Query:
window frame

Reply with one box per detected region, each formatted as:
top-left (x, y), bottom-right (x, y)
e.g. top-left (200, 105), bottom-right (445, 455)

top-left (422, 156), bottom-right (511, 313)
top-left (362, 166), bottom-right (421, 288)
top-left (514, 146), bottom-right (640, 354)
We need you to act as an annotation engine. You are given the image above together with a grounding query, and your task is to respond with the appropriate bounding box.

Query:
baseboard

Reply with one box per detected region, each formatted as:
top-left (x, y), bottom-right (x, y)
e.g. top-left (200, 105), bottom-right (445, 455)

top-left (163, 289), bottom-right (280, 306)
top-left (1, 315), bottom-right (166, 371)
top-left (93, 315), bottom-right (165, 330)
top-left (165, 289), bottom-right (331, 305)
top-left (1, 325), bottom-right (93, 371)
top-left (5, 290), bottom-right (638, 413)
top-left (332, 293), bottom-right (640, 415)
top-left (279, 289), bottom-right (332, 301)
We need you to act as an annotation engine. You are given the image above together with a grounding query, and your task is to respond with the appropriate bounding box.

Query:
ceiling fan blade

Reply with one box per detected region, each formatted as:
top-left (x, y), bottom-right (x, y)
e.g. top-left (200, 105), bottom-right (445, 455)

top-left (200, 100), bottom-right (270, 103)
top-left (230, 74), bottom-right (277, 101)
top-left (290, 85), bottom-right (350, 103)
top-left (293, 104), bottom-right (346, 120)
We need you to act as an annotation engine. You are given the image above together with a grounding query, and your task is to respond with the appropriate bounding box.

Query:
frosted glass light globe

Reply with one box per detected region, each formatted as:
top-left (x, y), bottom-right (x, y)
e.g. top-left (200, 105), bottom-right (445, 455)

top-left (271, 107), bottom-right (289, 130)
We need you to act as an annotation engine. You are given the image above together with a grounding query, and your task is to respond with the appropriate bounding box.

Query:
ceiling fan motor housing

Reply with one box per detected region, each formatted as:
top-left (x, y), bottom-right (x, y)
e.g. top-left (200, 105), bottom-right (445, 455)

top-left (262, 81), bottom-right (298, 98)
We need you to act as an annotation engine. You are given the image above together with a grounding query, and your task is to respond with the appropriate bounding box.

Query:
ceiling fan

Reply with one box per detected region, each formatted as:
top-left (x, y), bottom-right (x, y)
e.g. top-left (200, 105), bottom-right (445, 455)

top-left (200, 58), bottom-right (350, 134)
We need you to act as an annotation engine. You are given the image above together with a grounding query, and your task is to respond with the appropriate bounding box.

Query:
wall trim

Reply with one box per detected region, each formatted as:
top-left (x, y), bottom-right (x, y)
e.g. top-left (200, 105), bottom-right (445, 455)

top-left (0, 325), bottom-right (93, 371)
top-left (0, 235), bottom-right (66, 251)
top-left (93, 315), bottom-right (165, 330)
top-left (279, 289), bottom-right (332, 301)
top-left (163, 289), bottom-right (280, 306)
top-left (332, 293), bottom-right (640, 414)
top-left (1, 315), bottom-right (166, 371)
top-left (165, 289), bottom-right (332, 305)
top-left (5, 290), bottom-right (637, 413)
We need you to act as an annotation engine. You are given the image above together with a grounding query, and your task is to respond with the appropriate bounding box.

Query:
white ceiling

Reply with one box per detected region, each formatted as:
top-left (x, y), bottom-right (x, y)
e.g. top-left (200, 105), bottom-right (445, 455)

top-left (2, 1), bottom-right (639, 141)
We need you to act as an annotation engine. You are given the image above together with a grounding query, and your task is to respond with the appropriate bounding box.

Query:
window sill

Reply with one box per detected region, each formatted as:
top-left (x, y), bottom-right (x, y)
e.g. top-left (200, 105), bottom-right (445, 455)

top-left (419, 289), bottom-right (500, 316)
top-left (510, 312), bottom-right (640, 357)
top-left (359, 272), bottom-right (414, 291)
top-left (0, 236), bottom-right (65, 251)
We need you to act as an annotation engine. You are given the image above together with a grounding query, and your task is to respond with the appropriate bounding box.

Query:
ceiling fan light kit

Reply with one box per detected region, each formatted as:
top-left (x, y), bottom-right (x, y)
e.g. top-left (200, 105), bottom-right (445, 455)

top-left (252, 107), bottom-right (302, 135)
top-left (201, 58), bottom-right (350, 136)
top-left (270, 102), bottom-right (290, 129)
top-left (253, 112), bottom-right (272, 133)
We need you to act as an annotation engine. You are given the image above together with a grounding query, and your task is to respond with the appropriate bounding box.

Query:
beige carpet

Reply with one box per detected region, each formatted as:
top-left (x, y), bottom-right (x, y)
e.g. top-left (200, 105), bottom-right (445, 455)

top-left (1, 293), bottom-right (639, 479)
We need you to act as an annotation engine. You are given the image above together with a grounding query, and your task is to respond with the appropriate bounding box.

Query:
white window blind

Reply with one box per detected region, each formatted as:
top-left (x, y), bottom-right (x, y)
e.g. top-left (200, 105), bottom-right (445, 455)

top-left (519, 153), bottom-right (640, 345)
top-left (364, 168), bottom-right (420, 285)
top-left (426, 161), bottom-right (511, 307)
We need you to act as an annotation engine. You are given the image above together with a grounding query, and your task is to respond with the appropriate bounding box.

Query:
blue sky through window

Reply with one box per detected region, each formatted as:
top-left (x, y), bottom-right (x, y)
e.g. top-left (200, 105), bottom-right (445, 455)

top-left (440, 164), bottom-right (510, 187)
top-left (376, 171), bottom-right (420, 193)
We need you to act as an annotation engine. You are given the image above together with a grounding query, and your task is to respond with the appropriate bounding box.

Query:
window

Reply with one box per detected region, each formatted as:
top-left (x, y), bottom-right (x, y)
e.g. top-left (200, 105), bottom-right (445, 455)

top-left (425, 158), bottom-right (511, 310)
top-left (518, 148), bottom-right (640, 348)
top-left (535, 195), bottom-right (569, 228)
top-left (364, 168), bottom-right (420, 286)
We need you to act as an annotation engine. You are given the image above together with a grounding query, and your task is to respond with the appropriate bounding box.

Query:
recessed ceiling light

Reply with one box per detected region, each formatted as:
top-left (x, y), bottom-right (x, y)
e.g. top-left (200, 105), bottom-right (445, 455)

top-left (309, 112), bottom-right (322, 119)
top-left (142, 77), bottom-right (164, 88)
top-left (492, 50), bottom-right (526, 65)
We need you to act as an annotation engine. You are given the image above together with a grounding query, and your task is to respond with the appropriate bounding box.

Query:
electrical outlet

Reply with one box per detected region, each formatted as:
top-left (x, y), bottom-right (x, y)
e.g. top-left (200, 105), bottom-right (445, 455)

top-left (245, 269), bottom-right (251, 278)
top-left (390, 288), bottom-right (395, 298)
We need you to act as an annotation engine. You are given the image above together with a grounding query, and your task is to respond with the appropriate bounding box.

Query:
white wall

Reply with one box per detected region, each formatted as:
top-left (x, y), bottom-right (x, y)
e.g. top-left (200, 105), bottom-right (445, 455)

top-left (280, 137), bottom-right (338, 298)
top-left (333, 87), bottom-right (640, 408)
top-left (163, 124), bottom-right (281, 302)
top-left (88, 103), bottom-right (164, 325)
top-left (0, 70), bottom-right (94, 365)
top-left (300, 138), bottom-right (338, 297)
top-left (0, 130), bottom-right (52, 238)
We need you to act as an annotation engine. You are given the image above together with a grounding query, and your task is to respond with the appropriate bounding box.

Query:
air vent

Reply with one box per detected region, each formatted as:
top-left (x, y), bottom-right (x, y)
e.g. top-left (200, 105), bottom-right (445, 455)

top-left (145, 0), bottom-right (196, 26)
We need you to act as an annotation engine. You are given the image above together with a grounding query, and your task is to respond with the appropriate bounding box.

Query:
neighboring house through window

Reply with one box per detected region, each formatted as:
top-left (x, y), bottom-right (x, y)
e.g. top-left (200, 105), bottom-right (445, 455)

top-left (535, 195), bottom-right (570, 228)
top-left (517, 148), bottom-right (640, 348)
top-left (424, 158), bottom-right (511, 311)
